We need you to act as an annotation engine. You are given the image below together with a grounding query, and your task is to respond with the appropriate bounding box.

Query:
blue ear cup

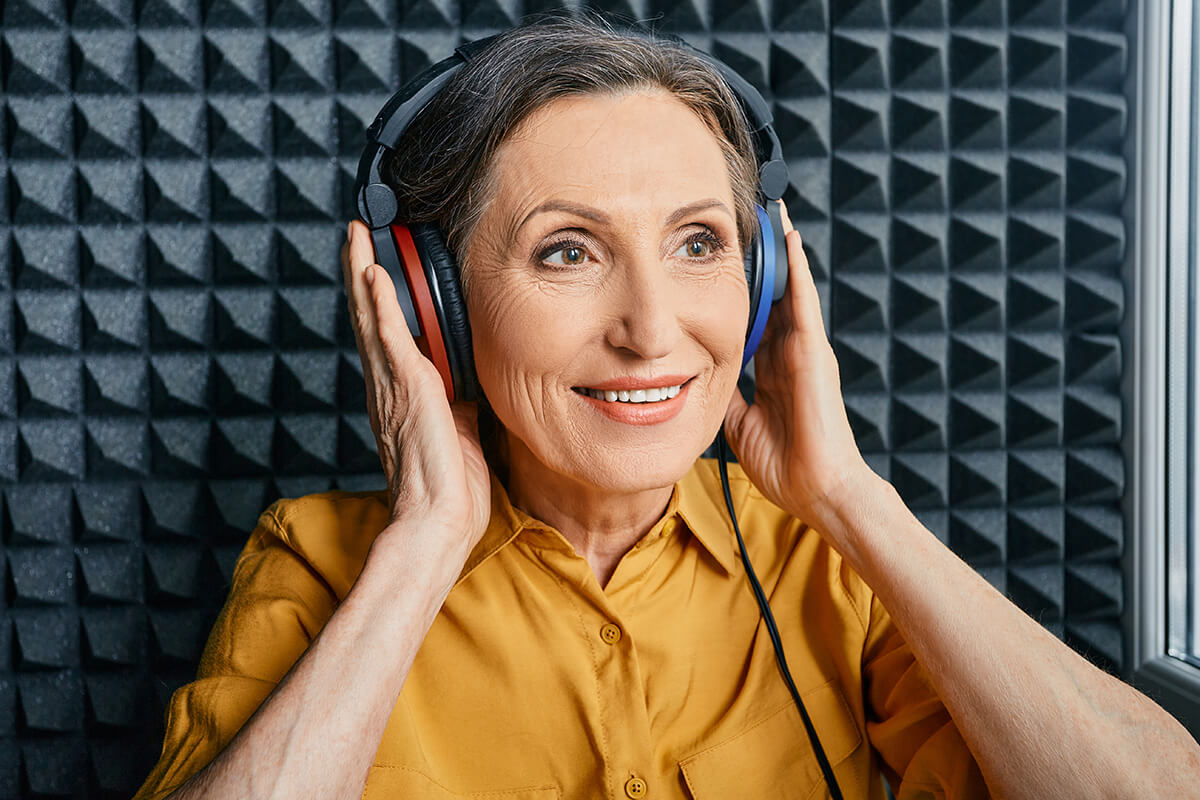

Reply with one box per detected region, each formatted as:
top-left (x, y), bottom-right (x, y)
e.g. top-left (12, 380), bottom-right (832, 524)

top-left (742, 200), bottom-right (790, 368)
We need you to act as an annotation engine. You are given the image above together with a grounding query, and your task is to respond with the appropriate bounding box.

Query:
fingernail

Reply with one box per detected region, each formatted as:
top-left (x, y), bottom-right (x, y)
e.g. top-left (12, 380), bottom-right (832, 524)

top-left (364, 264), bottom-right (375, 286)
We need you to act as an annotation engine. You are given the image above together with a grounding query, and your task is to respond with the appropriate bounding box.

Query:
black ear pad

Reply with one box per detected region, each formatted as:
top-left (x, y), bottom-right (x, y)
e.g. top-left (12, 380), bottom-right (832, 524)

top-left (409, 221), bottom-right (480, 403)
top-left (743, 213), bottom-right (765, 339)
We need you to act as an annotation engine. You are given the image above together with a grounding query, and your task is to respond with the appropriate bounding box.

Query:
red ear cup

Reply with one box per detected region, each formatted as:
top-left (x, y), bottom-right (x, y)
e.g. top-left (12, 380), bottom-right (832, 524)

top-left (407, 222), bottom-right (479, 404)
top-left (389, 223), bottom-right (457, 402)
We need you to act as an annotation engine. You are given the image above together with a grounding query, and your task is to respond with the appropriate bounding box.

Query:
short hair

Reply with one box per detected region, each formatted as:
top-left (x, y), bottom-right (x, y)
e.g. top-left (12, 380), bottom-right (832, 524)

top-left (380, 9), bottom-right (763, 304)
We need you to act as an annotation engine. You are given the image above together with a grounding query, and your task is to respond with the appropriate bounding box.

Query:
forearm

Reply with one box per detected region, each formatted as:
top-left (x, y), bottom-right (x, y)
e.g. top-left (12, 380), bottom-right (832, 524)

top-left (813, 470), bottom-right (1200, 799)
top-left (168, 520), bottom-right (461, 800)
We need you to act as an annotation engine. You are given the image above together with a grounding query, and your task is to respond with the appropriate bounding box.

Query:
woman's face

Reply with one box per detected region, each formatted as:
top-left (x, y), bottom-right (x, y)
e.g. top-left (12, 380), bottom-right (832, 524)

top-left (465, 89), bottom-right (750, 493)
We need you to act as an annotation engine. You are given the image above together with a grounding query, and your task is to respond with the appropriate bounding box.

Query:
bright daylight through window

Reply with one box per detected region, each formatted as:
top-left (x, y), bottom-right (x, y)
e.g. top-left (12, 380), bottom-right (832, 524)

top-left (1174, 2), bottom-right (1200, 669)
top-left (1131, 0), bottom-right (1200, 736)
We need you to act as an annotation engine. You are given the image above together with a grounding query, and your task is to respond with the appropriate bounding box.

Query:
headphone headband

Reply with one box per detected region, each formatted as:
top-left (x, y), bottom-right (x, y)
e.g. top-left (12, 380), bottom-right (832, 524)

top-left (356, 27), bottom-right (788, 229)
top-left (352, 22), bottom-right (792, 403)
top-left (355, 33), bottom-right (503, 228)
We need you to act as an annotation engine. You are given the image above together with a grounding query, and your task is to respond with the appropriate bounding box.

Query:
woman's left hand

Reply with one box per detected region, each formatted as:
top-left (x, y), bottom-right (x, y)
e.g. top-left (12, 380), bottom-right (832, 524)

top-left (722, 199), bottom-right (872, 526)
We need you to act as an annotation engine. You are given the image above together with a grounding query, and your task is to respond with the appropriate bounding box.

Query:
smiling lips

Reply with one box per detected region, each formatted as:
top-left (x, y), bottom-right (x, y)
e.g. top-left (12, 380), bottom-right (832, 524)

top-left (576, 384), bottom-right (683, 403)
top-left (571, 375), bottom-right (693, 425)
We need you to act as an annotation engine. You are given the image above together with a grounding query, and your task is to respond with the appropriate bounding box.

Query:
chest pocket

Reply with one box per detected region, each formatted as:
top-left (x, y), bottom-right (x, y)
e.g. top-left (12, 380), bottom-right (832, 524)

top-left (679, 679), bottom-right (863, 800)
top-left (362, 765), bottom-right (560, 800)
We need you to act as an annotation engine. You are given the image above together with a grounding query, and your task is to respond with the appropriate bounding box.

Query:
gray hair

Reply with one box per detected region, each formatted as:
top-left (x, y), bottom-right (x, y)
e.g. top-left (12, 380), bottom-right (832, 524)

top-left (381, 9), bottom-right (763, 303)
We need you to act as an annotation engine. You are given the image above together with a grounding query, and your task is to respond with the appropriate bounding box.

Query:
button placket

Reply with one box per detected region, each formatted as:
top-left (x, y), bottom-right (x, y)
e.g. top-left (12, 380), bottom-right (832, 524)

top-left (529, 541), bottom-right (657, 800)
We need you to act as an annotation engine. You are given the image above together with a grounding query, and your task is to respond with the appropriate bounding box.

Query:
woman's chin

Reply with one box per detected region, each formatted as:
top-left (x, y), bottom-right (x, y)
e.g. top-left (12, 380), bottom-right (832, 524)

top-left (564, 446), bottom-right (706, 494)
top-left (503, 389), bottom-right (723, 491)
top-left (562, 399), bottom-right (719, 486)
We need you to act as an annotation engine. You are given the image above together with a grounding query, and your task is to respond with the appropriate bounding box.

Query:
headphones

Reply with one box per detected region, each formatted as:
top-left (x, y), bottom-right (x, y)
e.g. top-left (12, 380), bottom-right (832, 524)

top-left (353, 27), bottom-right (792, 404)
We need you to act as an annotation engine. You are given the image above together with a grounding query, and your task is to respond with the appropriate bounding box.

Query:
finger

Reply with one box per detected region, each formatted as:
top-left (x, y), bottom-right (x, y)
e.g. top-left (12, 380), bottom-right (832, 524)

top-left (764, 199), bottom-right (799, 338)
top-left (345, 221), bottom-right (391, 354)
top-left (782, 225), bottom-right (827, 342)
top-left (347, 221), bottom-right (379, 325)
top-left (365, 261), bottom-right (422, 372)
top-left (340, 224), bottom-right (373, 376)
top-left (343, 222), bottom-right (394, 401)
top-left (340, 237), bottom-right (366, 350)
top-left (779, 197), bottom-right (794, 236)
top-left (341, 223), bottom-right (366, 328)
top-left (756, 219), bottom-right (803, 350)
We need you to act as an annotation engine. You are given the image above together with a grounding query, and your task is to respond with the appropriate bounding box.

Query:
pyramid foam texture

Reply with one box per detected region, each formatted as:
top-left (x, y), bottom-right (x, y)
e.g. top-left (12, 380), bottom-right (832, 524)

top-left (0, 0), bottom-right (1129, 795)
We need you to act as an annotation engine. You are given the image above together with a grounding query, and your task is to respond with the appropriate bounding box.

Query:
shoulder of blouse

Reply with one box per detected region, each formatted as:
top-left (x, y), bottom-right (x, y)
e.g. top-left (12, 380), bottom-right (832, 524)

top-left (246, 489), bottom-right (392, 603)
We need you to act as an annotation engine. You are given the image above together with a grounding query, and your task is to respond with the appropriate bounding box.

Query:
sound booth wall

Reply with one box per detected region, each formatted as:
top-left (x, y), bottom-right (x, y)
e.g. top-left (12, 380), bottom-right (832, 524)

top-left (0, 0), bottom-right (1129, 795)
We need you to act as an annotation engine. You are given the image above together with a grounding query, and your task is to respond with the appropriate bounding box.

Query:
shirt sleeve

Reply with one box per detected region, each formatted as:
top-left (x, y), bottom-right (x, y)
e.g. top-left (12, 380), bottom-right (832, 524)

top-left (862, 590), bottom-right (991, 799)
top-left (131, 502), bottom-right (340, 800)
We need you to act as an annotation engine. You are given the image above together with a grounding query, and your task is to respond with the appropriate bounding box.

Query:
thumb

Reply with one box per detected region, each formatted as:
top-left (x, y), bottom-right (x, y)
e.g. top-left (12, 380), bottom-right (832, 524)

top-left (450, 400), bottom-right (481, 442)
top-left (723, 379), bottom-right (752, 454)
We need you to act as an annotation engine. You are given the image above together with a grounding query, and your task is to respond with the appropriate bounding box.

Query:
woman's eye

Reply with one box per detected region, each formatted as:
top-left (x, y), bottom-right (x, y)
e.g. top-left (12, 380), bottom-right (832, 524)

top-left (541, 242), bottom-right (590, 268)
top-left (672, 231), bottom-right (725, 260)
top-left (675, 239), bottom-right (712, 258)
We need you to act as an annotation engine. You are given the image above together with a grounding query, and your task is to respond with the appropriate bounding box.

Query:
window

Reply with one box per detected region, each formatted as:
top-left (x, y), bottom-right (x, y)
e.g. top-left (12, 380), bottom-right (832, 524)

top-left (1129, 0), bottom-right (1200, 736)
top-left (1176, 3), bottom-right (1200, 668)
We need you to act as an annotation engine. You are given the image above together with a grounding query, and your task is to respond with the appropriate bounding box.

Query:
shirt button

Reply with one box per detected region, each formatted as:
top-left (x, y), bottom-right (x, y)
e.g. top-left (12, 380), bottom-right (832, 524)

top-left (600, 622), bottom-right (622, 645)
top-left (624, 776), bottom-right (647, 798)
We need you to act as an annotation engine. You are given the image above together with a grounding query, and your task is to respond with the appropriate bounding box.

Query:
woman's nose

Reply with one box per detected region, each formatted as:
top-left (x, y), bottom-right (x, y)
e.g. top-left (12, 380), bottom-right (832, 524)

top-left (604, 253), bottom-right (683, 361)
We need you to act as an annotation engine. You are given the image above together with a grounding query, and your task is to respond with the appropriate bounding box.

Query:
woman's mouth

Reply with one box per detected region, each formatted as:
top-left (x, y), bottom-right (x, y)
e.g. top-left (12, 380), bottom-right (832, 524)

top-left (569, 378), bottom-right (693, 426)
top-left (571, 383), bottom-right (685, 403)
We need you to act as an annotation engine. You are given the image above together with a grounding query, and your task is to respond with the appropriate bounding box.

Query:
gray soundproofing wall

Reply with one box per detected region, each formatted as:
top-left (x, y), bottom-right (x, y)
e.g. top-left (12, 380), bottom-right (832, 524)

top-left (0, 0), bottom-right (1128, 795)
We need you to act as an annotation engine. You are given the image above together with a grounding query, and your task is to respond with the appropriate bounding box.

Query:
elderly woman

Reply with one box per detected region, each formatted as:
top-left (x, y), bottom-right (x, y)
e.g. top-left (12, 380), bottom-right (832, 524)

top-left (133, 13), bottom-right (1198, 800)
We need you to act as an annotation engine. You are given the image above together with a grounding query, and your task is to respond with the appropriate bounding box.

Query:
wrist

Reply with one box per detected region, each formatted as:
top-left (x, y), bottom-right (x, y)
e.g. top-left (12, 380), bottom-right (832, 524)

top-left (798, 458), bottom-right (877, 523)
top-left (799, 465), bottom-right (899, 569)
top-left (365, 517), bottom-right (473, 590)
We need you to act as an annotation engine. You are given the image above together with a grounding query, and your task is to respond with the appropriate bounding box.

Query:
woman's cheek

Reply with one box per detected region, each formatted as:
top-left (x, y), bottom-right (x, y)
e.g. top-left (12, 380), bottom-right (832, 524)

top-left (471, 287), bottom-right (591, 424)
top-left (695, 268), bottom-right (750, 365)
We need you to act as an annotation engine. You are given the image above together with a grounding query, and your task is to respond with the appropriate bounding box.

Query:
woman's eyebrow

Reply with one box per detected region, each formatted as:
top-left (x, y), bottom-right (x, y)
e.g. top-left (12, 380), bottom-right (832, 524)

top-left (512, 197), bottom-right (734, 240)
top-left (663, 198), bottom-right (733, 227)
top-left (519, 199), bottom-right (609, 230)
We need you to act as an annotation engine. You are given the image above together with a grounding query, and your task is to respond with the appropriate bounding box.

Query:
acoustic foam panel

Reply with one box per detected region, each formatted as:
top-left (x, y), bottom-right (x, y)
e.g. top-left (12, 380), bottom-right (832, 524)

top-left (0, 0), bottom-right (1128, 795)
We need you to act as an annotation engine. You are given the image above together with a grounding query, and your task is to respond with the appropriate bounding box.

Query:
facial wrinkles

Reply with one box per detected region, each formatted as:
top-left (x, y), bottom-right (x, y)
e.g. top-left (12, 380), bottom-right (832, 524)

top-left (465, 91), bottom-right (750, 496)
top-left (477, 200), bottom-right (745, 366)
top-left (477, 218), bottom-right (745, 431)
top-left (479, 288), bottom-right (568, 414)
top-left (500, 94), bottom-right (732, 244)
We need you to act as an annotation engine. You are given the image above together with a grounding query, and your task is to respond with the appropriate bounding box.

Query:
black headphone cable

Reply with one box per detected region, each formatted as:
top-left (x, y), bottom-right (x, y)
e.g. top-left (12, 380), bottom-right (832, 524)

top-left (716, 427), bottom-right (846, 800)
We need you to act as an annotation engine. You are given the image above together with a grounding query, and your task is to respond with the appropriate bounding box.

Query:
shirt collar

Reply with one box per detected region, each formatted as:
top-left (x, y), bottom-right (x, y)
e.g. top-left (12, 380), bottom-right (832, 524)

top-left (452, 458), bottom-right (740, 587)
top-left (674, 458), bottom-right (741, 575)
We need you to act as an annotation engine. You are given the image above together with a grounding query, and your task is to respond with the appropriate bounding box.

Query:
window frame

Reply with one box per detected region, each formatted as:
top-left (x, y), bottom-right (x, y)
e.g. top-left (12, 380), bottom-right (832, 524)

top-left (1127, 0), bottom-right (1200, 737)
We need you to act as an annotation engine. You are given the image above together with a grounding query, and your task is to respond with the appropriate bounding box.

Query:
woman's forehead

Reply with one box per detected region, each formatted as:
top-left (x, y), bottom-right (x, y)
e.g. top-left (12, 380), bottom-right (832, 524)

top-left (485, 91), bottom-right (736, 236)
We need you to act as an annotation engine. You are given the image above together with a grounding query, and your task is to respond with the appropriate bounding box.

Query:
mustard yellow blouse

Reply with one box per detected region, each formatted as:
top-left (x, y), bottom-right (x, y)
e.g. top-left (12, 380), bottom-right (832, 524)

top-left (132, 457), bottom-right (988, 800)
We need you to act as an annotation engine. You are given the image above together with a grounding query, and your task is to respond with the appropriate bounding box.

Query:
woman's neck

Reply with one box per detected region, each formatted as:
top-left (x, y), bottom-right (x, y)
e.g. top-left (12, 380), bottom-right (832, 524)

top-left (500, 435), bottom-right (674, 589)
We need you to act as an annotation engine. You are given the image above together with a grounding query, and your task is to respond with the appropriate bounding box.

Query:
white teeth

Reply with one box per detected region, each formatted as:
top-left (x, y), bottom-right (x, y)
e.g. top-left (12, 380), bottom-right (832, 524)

top-left (580, 383), bottom-right (686, 403)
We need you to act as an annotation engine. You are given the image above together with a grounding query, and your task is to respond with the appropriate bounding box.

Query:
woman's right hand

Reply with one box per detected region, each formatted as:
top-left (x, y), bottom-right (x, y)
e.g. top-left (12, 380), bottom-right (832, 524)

top-left (340, 220), bottom-right (492, 562)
